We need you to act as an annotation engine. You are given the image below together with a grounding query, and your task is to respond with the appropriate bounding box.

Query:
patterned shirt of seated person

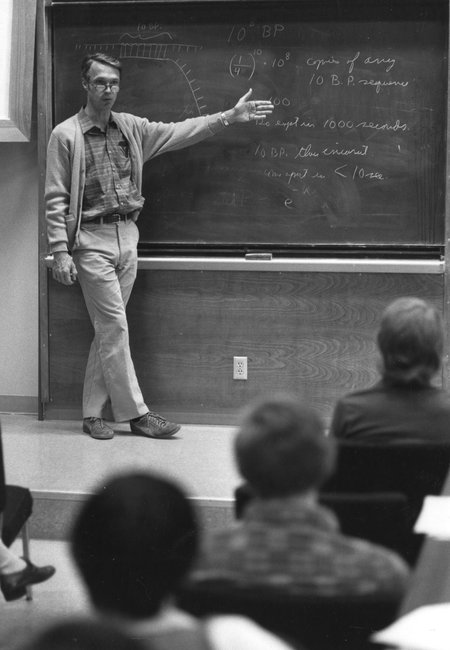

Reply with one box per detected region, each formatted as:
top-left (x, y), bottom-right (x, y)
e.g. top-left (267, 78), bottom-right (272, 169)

top-left (192, 395), bottom-right (410, 598)
top-left (193, 493), bottom-right (409, 596)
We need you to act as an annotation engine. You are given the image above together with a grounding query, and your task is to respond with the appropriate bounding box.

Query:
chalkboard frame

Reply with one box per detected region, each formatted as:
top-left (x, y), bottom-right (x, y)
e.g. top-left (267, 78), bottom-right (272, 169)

top-left (49, 0), bottom-right (449, 253)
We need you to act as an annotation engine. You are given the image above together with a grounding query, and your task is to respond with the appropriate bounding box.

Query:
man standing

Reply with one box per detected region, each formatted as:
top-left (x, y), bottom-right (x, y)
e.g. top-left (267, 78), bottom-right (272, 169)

top-left (46, 52), bottom-right (273, 440)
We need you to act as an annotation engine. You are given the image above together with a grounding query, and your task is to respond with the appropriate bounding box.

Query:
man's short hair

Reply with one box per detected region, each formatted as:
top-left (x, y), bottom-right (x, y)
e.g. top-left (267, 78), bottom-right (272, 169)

top-left (235, 395), bottom-right (335, 498)
top-left (71, 473), bottom-right (198, 618)
top-left (81, 52), bottom-right (122, 81)
top-left (377, 297), bottom-right (443, 386)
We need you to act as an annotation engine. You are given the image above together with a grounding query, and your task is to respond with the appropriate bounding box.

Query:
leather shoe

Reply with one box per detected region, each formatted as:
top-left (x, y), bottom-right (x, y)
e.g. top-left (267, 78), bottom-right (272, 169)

top-left (83, 418), bottom-right (114, 440)
top-left (1, 559), bottom-right (56, 601)
top-left (130, 411), bottom-right (180, 438)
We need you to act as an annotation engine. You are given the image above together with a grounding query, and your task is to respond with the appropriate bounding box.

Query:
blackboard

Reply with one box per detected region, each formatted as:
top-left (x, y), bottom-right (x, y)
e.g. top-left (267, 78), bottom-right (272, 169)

top-left (52, 0), bottom-right (447, 251)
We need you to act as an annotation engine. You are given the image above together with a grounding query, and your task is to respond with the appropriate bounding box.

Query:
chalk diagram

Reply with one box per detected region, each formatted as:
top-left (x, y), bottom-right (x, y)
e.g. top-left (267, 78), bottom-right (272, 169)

top-left (76, 32), bottom-right (209, 115)
top-left (76, 31), bottom-right (257, 115)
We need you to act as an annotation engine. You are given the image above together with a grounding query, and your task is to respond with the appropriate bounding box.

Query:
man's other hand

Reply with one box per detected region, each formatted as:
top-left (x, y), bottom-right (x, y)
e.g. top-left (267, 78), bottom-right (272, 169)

top-left (52, 251), bottom-right (78, 285)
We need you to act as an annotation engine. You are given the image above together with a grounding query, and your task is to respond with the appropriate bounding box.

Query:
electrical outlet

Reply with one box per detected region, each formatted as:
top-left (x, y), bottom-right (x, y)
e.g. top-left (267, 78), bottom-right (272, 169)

top-left (233, 356), bottom-right (248, 380)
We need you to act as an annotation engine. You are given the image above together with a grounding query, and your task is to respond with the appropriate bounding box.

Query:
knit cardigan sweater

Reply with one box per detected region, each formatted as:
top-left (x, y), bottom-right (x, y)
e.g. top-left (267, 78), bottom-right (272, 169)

top-left (45, 109), bottom-right (225, 253)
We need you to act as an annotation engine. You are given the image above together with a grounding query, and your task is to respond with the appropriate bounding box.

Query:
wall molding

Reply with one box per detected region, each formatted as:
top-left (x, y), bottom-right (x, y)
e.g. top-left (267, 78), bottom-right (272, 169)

top-left (0, 395), bottom-right (38, 415)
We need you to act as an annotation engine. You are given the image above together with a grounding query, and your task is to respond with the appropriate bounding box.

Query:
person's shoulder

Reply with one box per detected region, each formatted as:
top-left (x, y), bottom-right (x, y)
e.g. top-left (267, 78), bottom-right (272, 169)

top-left (198, 522), bottom-right (242, 555)
top-left (51, 112), bottom-right (81, 138)
top-left (419, 386), bottom-right (450, 427)
top-left (113, 111), bottom-right (147, 127)
top-left (335, 382), bottom-right (385, 407)
top-left (325, 530), bottom-right (409, 597)
top-left (341, 531), bottom-right (409, 570)
top-left (330, 385), bottom-right (385, 439)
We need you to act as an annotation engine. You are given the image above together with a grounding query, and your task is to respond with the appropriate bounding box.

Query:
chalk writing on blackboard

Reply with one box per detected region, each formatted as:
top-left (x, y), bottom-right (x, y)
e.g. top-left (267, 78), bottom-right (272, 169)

top-left (53, 2), bottom-right (446, 247)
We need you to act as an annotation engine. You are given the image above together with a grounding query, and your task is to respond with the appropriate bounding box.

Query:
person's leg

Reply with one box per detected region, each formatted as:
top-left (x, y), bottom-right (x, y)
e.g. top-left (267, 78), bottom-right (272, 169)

top-left (115, 221), bottom-right (181, 437)
top-left (0, 540), bottom-right (55, 601)
top-left (81, 241), bottom-right (140, 420)
top-left (82, 340), bottom-right (109, 421)
top-left (74, 221), bottom-right (148, 423)
top-left (0, 543), bottom-right (26, 575)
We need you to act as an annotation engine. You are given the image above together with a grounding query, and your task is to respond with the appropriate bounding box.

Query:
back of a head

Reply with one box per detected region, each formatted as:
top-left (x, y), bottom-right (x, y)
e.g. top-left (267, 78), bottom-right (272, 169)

top-left (71, 472), bottom-right (198, 619)
top-left (378, 297), bottom-right (443, 386)
top-left (235, 395), bottom-right (335, 498)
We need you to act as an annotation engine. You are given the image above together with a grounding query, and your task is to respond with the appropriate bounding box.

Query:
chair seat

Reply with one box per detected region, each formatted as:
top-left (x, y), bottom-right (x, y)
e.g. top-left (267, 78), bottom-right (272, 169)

top-left (177, 580), bottom-right (401, 650)
top-left (1, 485), bottom-right (32, 547)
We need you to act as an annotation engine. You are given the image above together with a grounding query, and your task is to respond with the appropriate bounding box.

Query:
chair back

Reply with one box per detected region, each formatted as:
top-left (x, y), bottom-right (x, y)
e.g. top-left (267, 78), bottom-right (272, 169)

top-left (177, 581), bottom-right (401, 650)
top-left (322, 440), bottom-right (450, 504)
top-left (320, 491), bottom-right (409, 551)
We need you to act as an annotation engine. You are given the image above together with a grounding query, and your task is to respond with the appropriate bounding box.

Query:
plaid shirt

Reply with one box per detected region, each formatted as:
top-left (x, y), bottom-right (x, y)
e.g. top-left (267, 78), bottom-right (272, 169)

top-left (193, 495), bottom-right (409, 597)
top-left (79, 109), bottom-right (144, 220)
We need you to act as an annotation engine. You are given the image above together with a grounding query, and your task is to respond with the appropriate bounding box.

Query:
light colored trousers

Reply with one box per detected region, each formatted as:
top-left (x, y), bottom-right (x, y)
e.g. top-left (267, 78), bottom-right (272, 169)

top-left (73, 220), bottom-right (148, 422)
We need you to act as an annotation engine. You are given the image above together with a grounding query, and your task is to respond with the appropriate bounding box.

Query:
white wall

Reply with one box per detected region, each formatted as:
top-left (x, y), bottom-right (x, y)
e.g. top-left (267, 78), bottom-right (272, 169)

top-left (0, 0), bottom-right (13, 120)
top-left (0, 141), bottom-right (39, 408)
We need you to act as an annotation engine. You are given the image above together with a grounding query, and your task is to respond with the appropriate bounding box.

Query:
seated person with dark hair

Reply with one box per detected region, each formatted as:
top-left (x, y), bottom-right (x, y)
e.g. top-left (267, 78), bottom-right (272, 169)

top-left (71, 472), bottom-right (296, 650)
top-left (330, 297), bottom-right (450, 442)
top-left (192, 395), bottom-right (409, 597)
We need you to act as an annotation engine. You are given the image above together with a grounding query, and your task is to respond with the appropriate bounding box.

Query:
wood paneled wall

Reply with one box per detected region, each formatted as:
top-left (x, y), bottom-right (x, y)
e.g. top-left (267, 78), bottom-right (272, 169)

top-left (46, 269), bottom-right (443, 424)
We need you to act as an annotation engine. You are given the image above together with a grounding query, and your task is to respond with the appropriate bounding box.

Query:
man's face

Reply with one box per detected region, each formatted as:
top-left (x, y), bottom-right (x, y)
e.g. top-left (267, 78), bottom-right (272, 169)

top-left (83, 61), bottom-right (120, 112)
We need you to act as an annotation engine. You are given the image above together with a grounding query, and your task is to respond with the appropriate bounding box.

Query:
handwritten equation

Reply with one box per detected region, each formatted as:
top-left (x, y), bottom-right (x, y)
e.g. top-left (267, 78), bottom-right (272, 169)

top-left (220, 18), bottom-right (440, 218)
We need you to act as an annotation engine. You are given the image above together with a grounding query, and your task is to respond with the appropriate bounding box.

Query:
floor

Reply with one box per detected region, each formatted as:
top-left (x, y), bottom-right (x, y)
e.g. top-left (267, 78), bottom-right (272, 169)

top-left (0, 413), bottom-right (240, 649)
top-left (1, 413), bottom-right (240, 500)
top-left (0, 539), bottom-right (90, 650)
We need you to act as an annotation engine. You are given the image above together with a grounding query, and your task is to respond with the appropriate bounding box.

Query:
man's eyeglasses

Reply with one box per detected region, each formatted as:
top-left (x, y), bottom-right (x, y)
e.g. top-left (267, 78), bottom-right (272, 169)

top-left (89, 81), bottom-right (120, 93)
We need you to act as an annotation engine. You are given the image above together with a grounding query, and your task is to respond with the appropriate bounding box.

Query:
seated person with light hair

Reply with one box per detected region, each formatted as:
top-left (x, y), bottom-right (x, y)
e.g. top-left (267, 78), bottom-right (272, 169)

top-left (192, 395), bottom-right (409, 597)
top-left (330, 297), bottom-right (450, 442)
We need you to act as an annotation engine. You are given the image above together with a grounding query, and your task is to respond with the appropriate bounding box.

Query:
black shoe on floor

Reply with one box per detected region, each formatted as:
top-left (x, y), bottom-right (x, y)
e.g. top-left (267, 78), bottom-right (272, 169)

top-left (130, 411), bottom-right (180, 438)
top-left (0, 559), bottom-right (56, 602)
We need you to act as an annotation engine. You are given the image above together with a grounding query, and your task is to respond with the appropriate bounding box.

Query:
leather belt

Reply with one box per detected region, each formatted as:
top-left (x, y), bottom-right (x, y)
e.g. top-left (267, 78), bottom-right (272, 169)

top-left (85, 213), bottom-right (131, 225)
